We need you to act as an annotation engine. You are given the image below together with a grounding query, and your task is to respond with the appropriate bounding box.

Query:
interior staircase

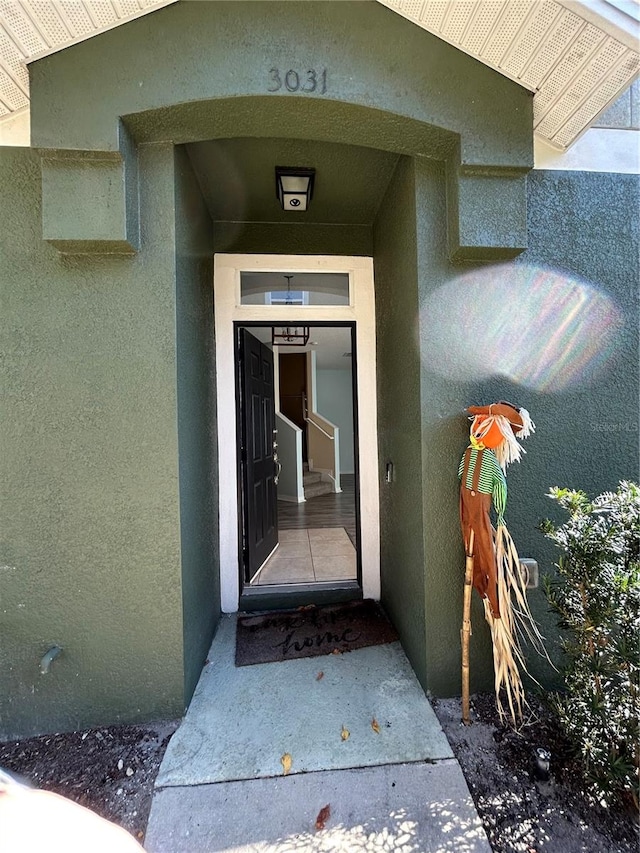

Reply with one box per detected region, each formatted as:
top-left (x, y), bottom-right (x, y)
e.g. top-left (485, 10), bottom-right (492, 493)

top-left (303, 464), bottom-right (334, 500)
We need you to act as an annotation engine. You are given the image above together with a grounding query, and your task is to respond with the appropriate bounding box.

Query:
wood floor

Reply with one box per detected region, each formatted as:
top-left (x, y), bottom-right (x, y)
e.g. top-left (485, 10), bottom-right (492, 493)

top-left (278, 474), bottom-right (357, 545)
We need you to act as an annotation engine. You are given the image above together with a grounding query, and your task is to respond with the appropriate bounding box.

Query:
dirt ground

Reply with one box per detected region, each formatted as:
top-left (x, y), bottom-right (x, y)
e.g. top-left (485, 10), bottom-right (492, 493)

top-left (433, 693), bottom-right (639, 853)
top-left (1, 693), bottom-right (638, 852)
top-left (0, 720), bottom-right (178, 844)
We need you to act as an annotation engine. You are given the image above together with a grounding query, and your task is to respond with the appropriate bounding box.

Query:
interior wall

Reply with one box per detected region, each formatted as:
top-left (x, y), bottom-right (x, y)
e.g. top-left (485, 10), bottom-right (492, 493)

top-left (0, 144), bottom-right (186, 737)
top-left (275, 413), bottom-right (303, 502)
top-left (316, 369), bottom-right (355, 474)
top-left (174, 146), bottom-right (220, 702)
top-left (373, 156), bottom-right (428, 690)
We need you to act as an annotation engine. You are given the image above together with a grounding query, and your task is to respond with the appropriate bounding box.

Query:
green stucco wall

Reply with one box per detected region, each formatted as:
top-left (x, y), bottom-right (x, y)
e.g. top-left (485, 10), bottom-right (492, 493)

top-left (373, 157), bottom-right (428, 689)
top-left (4, 0), bottom-right (633, 737)
top-left (213, 222), bottom-right (373, 257)
top-left (30, 2), bottom-right (530, 167)
top-left (29, 1), bottom-right (532, 262)
top-left (423, 170), bottom-right (638, 691)
top-left (174, 146), bottom-right (220, 700)
top-left (373, 157), bottom-right (495, 695)
top-left (509, 170), bottom-right (639, 684)
top-left (374, 165), bottom-right (639, 698)
top-left (0, 143), bottom-right (212, 737)
top-left (415, 160), bottom-right (496, 694)
top-left (424, 167), bottom-right (638, 695)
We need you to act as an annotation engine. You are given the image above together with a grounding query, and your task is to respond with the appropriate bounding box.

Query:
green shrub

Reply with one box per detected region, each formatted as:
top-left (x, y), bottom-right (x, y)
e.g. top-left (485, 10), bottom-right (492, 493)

top-left (541, 481), bottom-right (640, 808)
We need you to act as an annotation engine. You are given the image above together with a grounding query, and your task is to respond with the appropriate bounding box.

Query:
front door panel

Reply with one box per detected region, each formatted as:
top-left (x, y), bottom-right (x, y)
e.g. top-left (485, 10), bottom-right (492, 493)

top-left (239, 328), bottom-right (278, 582)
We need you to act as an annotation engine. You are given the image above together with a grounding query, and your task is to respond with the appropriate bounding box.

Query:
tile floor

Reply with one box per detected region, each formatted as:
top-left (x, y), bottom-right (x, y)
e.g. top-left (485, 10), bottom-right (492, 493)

top-left (254, 527), bottom-right (356, 585)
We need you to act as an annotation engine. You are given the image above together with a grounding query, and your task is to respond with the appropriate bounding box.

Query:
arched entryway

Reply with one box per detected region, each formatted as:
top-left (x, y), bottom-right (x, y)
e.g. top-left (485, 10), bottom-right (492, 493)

top-left (25, 0), bottom-right (534, 721)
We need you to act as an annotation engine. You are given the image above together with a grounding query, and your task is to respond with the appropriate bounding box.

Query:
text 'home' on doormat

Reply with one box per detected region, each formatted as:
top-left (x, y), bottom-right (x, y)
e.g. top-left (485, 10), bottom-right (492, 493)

top-left (235, 599), bottom-right (399, 666)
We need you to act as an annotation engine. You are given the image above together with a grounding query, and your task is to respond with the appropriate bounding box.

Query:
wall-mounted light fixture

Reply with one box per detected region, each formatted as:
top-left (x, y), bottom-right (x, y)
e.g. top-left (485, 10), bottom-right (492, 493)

top-left (275, 166), bottom-right (315, 211)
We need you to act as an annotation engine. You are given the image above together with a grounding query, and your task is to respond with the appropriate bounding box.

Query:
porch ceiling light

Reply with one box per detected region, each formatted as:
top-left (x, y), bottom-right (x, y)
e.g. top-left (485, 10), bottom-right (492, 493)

top-left (275, 166), bottom-right (315, 211)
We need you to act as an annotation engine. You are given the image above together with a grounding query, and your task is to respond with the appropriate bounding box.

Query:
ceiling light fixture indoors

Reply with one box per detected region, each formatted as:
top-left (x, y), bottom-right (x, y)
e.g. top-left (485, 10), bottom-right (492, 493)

top-left (275, 166), bottom-right (315, 211)
top-left (272, 326), bottom-right (310, 346)
top-left (272, 275), bottom-right (310, 347)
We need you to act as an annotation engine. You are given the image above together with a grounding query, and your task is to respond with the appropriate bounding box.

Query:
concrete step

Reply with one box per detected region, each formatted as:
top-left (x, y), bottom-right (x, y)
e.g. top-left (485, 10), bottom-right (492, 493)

top-left (304, 480), bottom-right (334, 500)
top-left (146, 762), bottom-right (490, 853)
top-left (146, 616), bottom-right (489, 853)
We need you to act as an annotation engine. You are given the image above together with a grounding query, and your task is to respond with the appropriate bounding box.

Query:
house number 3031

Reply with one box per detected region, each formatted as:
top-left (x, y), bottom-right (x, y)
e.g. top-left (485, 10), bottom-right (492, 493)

top-left (268, 68), bottom-right (327, 94)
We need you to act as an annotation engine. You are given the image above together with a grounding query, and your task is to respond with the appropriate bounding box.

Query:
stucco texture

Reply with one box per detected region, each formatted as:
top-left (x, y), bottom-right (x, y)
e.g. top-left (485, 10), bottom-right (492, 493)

top-left (510, 170), bottom-right (639, 685)
top-left (174, 146), bottom-right (220, 701)
top-left (2, 0), bottom-right (636, 737)
top-left (0, 144), bottom-right (207, 737)
top-left (413, 168), bottom-right (639, 694)
top-left (374, 157), bottom-right (495, 695)
top-left (30, 1), bottom-right (531, 169)
top-left (373, 157), bottom-right (429, 689)
top-left (28, 1), bottom-right (532, 262)
top-left (373, 162), bottom-right (639, 698)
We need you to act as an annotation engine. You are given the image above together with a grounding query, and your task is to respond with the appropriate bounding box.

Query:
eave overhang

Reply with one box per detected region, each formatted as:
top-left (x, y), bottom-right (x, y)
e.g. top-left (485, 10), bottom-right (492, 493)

top-left (0, 0), bottom-right (638, 150)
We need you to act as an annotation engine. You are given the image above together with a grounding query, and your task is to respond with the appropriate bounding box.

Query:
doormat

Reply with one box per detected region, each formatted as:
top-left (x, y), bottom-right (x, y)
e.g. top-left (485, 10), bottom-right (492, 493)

top-left (235, 599), bottom-right (399, 666)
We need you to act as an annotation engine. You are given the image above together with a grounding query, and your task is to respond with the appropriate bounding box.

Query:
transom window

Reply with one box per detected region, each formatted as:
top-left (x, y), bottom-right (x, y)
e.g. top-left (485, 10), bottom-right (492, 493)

top-left (240, 272), bottom-right (350, 306)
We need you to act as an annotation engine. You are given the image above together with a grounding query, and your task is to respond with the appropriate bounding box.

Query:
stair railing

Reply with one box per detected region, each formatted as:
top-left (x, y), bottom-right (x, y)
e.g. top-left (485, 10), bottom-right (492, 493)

top-left (305, 417), bottom-right (334, 440)
top-left (305, 412), bottom-right (340, 493)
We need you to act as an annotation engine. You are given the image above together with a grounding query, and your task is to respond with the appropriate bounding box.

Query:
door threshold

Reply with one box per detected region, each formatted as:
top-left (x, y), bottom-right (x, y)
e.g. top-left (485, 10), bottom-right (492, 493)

top-left (249, 542), bottom-right (279, 584)
top-left (239, 581), bottom-right (362, 612)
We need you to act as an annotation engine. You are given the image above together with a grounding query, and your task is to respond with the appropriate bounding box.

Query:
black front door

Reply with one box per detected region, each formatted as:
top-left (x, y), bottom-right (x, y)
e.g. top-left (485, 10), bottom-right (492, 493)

top-left (238, 329), bottom-right (278, 583)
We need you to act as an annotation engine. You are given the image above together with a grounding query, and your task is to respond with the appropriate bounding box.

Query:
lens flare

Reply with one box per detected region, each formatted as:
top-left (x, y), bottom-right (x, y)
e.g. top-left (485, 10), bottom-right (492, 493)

top-left (419, 264), bottom-right (624, 392)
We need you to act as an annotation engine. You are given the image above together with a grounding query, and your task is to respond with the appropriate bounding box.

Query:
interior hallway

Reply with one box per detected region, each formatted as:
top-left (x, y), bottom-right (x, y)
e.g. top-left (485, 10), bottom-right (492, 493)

top-left (278, 473), bottom-right (357, 545)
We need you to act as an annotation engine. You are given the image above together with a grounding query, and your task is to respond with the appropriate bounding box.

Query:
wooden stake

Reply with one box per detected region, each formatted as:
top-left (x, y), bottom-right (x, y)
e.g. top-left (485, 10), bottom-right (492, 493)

top-left (461, 529), bottom-right (474, 725)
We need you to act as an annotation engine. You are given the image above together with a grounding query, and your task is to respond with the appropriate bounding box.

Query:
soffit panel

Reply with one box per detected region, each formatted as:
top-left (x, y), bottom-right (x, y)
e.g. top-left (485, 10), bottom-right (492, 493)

top-left (0, 0), bottom-right (638, 150)
top-left (379, 0), bottom-right (640, 149)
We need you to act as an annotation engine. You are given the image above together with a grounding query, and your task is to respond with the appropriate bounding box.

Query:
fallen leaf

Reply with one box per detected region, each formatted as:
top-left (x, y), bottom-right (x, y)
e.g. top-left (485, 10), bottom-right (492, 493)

top-left (315, 804), bottom-right (331, 830)
top-left (281, 753), bottom-right (292, 775)
top-left (371, 718), bottom-right (381, 734)
top-left (316, 671), bottom-right (324, 681)
top-left (341, 725), bottom-right (350, 741)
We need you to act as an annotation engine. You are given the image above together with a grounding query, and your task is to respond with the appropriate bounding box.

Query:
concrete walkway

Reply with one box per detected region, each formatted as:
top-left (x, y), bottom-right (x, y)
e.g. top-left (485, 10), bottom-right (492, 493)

top-left (145, 615), bottom-right (490, 852)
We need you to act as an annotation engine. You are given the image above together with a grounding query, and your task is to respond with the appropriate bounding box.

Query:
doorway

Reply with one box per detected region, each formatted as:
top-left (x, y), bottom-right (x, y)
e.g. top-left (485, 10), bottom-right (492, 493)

top-left (236, 324), bottom-right (358, 591)
top-left (214, 254), bottom-right (379, 612)
top-left (279, 352), bottom-right (308, 463)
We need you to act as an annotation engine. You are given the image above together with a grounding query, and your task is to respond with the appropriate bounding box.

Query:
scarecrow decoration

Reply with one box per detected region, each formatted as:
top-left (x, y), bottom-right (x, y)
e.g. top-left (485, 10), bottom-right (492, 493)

top-left (459, 401), bottom-right (545, 727)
